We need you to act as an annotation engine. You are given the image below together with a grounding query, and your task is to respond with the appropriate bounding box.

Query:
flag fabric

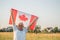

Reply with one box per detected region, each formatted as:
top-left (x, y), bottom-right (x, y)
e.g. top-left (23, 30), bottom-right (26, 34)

top-left (17, 11), bottom-right (32, 28)
top-left (9, 9), bottom-right (38, 30)
top-left (9, 9), bottom-right (17, 25)
top-left (29, 15), bottom-right (37, 30)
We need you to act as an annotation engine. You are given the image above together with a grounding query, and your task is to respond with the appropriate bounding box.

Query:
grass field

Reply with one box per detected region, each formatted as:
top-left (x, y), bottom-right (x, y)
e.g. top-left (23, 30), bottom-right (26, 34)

top-left (0, 32), bottom-right (60, 40)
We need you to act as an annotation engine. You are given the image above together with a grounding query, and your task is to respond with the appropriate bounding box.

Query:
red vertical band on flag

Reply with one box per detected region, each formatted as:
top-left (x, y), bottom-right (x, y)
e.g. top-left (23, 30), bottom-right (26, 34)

top-left (30, 15), bottom-right (37, 30)
top-left (9, 9), bottom-right (17, 25)
top-left (9, 15), bottom-right (12, 24)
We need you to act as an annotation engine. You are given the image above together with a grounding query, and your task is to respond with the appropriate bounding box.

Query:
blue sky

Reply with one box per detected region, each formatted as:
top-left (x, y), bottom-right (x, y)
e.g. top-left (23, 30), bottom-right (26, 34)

top-left (0, 0), bottom-right (60, 29)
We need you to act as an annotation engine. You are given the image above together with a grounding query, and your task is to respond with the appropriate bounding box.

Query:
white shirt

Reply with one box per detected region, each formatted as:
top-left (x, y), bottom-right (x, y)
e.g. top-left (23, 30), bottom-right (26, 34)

top-left (13, 25), bottom-right (27, 40)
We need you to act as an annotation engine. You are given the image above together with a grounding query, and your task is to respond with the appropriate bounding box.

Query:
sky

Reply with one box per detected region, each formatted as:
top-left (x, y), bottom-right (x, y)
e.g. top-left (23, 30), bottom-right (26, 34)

top-left (0, 0), bottom-right (60, 29)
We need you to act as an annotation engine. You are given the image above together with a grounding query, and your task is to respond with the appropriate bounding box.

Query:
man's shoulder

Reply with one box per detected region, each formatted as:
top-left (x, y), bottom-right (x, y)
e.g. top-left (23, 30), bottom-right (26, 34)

top-left (23, 27), bottom-right (27, 32)
top-left (23, 27), bottom-right (26, 29)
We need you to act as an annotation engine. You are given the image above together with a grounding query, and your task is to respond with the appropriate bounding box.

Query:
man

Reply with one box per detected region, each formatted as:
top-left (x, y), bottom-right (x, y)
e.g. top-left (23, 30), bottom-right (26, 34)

top-left (11, 12), bottom-right (38, 40)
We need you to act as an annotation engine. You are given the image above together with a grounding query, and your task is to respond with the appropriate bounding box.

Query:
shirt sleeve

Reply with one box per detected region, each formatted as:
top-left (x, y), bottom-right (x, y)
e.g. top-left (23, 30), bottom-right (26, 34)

top-left (24, 27), bottom-right (28, 33)
top-left (13, 24), bottom-right (17, 31)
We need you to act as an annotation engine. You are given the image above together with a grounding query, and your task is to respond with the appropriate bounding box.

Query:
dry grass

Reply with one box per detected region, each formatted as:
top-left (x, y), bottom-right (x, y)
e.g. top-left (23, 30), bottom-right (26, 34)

top-left (0, 32), bottom-right (60, 40)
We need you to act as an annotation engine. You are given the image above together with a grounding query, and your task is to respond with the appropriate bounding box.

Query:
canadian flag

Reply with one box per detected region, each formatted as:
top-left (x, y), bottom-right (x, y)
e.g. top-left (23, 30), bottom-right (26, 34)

top-left (9, 9), bottom-right (38, 30)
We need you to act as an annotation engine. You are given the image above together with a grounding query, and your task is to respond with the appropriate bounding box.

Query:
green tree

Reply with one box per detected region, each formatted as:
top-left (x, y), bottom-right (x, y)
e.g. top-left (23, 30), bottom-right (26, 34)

top-left (53, 27), bottom-right (58, 33)
top-left (42, 28), bottom-right (48, 33)
top-left (34, 25), bottom-right (41, 34)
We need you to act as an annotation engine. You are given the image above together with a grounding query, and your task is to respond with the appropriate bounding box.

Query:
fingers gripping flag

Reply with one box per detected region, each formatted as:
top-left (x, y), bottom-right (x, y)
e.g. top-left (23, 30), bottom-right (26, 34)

top-left (9, 9), bottom-right (38, 30)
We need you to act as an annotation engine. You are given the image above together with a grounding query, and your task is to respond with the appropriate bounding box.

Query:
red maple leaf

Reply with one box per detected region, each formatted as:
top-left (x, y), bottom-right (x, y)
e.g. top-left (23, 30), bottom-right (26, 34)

top-left (19, 14), bottom-right (28, 21)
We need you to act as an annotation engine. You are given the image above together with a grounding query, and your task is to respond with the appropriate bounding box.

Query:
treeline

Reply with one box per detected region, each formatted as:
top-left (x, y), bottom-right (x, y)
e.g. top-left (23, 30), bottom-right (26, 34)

top-left (0, 25), bottom-right (60, 33)
top-left (28, 25), bottom-right (60, 33)
top-left (0, 27), bottom-right (13, 32)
